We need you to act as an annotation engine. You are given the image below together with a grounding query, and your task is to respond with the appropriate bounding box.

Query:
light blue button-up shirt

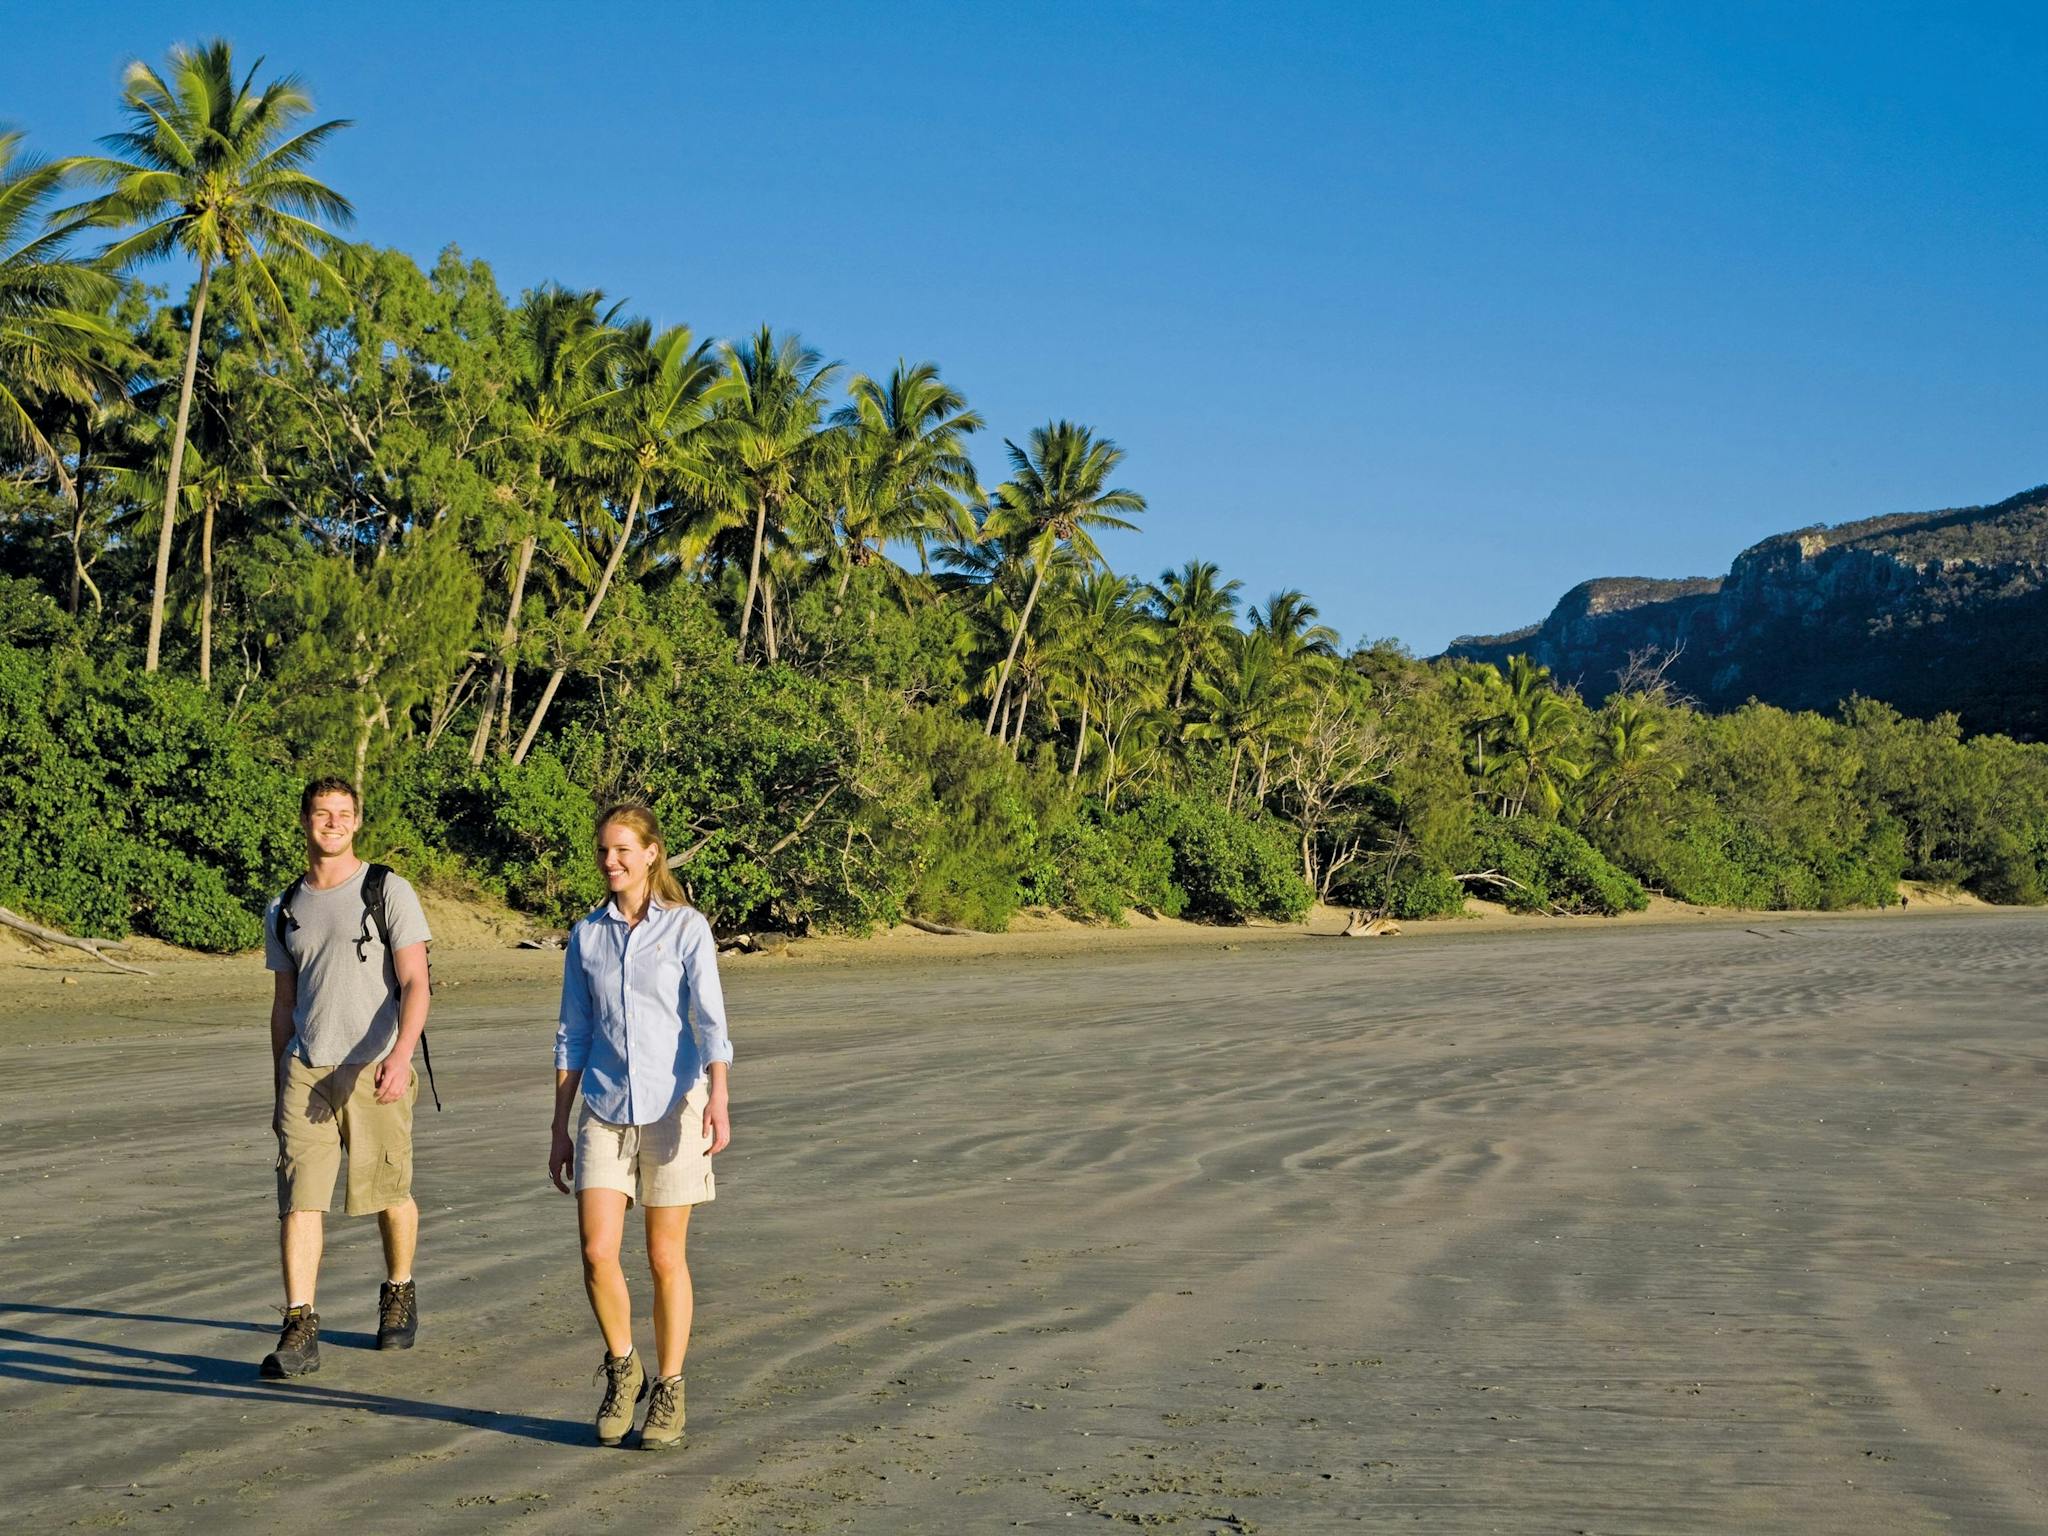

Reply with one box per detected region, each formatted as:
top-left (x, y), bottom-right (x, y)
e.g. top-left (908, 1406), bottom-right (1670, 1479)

top-left (555, 899), bottom-right (734, 1126)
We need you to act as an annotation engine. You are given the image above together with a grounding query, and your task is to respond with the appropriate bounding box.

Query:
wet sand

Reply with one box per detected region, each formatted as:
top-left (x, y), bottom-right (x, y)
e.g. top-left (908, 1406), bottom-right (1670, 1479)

top-left (1, 911), bottom-right (2043, 1533)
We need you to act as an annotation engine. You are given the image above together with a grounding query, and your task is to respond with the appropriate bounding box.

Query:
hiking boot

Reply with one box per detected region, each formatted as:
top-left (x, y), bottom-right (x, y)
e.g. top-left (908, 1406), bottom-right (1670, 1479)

top-left (594, 1349), bottom-right (647, 1446)
top-left (639, 1373), bottom-right (685, 1450)
top-left (377, 1280), bottom-right (418, 1350)
top-left (260, 1305), bottom-right (321, 1379)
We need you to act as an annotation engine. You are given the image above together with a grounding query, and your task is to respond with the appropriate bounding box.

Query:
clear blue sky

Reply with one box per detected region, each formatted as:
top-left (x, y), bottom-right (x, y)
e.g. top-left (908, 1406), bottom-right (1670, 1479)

top-left (7, 1), bottom-right (2045, 653)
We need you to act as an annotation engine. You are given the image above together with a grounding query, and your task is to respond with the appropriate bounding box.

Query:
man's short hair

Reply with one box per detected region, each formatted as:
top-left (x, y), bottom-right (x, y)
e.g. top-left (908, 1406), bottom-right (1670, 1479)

top-left (300, 776), bottom-right (362, 818)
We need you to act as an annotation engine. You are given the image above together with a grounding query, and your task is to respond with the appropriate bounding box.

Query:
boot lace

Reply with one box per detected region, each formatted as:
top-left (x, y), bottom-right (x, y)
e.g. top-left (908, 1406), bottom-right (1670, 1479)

top-left (379, 1283), bottom-right (415, 1333)
top-left (646, 1374), bottom-right (684, 1429)
top-left (596, 1353), bottom-right (639, 1419)
top-left (276, 1307), bottom-right (317, 1351)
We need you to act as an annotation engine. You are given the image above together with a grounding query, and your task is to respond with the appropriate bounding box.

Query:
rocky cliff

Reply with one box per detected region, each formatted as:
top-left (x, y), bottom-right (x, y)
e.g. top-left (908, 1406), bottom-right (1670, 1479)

top-left (1443, 485), bottom-right (2048, 738)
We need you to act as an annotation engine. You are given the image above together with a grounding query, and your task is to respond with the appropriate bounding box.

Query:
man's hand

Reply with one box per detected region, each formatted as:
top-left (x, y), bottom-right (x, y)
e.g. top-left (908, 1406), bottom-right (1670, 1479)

top-left (374, 1050), bottom-right (414, 1104)
top-left (703, 1083), bottom-right (731, 1155)
top-left (549, 1123), bottom-right (575, 1194)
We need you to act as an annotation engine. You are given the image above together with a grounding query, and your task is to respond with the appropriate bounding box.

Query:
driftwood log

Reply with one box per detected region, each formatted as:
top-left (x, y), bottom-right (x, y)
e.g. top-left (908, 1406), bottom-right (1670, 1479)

top-left (0, 906), bottom-right (153, 975)
top-left (1341, 910), bottom-right (1402, 938)
top-left (905, 916), bottom-right (981, 937)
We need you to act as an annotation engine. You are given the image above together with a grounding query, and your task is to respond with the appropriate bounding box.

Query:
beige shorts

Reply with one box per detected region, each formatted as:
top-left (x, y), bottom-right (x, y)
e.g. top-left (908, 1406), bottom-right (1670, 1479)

top-left (275, 1054), bottom-right (417, 1218)
top-left (575, 1083), bottom-right (716, 1208)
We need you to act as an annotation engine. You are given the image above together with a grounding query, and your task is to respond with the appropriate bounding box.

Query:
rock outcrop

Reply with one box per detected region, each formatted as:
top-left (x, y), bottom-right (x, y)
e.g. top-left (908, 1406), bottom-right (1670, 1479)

top-left (1444, 485), bottom-right (2048, 738)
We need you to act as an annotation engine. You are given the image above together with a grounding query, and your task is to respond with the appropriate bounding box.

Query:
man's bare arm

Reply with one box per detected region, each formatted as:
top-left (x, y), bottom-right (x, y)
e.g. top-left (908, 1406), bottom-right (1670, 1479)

top-left (270, 970), bottom-right (297, 1069)
top-left (374, 941), bottom-right (431, 1104)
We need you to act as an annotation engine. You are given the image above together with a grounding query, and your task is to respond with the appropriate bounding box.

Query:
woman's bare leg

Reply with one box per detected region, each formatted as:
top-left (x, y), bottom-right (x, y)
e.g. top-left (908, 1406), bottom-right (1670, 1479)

top-left (577, 1189), bottom-right (633, 1357)
top-left (644, 1203), bottom-right (694, 1378)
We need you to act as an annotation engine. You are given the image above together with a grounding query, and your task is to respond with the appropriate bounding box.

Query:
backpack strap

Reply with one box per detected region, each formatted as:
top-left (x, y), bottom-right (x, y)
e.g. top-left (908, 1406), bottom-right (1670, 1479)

top-left (360, 863), bottom-right (443, 1113)
top-left (274, 876), bottom-right (307, 964)
top-left (358, 863), bottom-right (391, 962)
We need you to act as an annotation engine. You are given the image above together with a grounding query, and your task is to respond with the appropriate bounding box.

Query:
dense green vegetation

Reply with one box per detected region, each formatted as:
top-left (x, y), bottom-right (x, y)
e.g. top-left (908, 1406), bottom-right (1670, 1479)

top-left (5, 41), bottom-right (2048, 950)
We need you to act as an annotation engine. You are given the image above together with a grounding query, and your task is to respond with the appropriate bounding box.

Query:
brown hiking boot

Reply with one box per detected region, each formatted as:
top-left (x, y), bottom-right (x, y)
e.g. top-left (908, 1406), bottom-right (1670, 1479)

top-left (639, 1373), bottom-right (685, 1450)
top-left (260, 1305), bottom-right (320, 1379)
top-left (594, 1349), bottom-right (647, 1446)
top-left (377, 1280), bottom-right (417, 1350)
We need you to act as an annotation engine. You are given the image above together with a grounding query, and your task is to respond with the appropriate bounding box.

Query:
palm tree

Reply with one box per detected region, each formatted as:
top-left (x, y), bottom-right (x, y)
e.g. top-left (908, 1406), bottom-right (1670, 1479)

top-left (1582, 693), bottom-right (1681, 821)
top-left (1249, 589), bottom-right (1340, 666)
top-left (1049, 571), bottom-right (1159, 783)
top-left (470, 285), bottom-right (625, 762)
top-left (511, 322), bottom-right (724, 761)
top-left (0, 132), bottom-right (134, 611)
top-left (1485, 655), bottom-right (1587, 818)
top-left (830, 360), bottom-right (982, 587)
top-left (0, 132), bottom-right (129, 500)
top-left (64, 38), bottom-right (353, 672)
top-left (710, 326), bottom-right (840, 661)
top-left (978, 422), bottom-right (1145, 735)
top-left (1149, 559), bottom-right (1241, 708)
top-left (1186, 630), bottom-right (1305, 810)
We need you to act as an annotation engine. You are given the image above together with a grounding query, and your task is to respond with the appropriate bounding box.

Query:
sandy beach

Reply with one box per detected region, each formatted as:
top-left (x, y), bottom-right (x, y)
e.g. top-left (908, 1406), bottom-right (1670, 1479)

top-left (2, 908), bottom-right (2044, 1532)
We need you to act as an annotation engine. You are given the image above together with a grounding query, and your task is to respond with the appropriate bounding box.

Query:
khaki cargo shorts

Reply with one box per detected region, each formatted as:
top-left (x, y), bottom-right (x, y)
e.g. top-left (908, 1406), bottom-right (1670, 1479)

top-left (575, 1082), bottom-right (716, 1208)
top-left (275, 1054), bottom-right (417, 1218)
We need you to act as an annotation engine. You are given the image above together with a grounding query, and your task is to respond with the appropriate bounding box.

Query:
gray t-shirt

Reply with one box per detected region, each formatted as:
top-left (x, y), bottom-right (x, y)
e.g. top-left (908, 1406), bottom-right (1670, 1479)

top-left (264, 865), bottom-right (432, 1066)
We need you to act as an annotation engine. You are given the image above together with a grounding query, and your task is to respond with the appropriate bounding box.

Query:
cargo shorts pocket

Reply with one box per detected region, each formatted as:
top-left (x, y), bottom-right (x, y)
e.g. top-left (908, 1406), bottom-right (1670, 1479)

top-left (372, 1149), bottom-right (410, 1203)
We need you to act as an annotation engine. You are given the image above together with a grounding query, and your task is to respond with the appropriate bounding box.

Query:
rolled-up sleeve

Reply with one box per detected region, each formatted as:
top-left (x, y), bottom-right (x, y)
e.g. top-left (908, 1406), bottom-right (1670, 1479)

top-left (679, 911), bottom-right (734, 1069)
top-left (555, 925), bottom-right (594, 1071)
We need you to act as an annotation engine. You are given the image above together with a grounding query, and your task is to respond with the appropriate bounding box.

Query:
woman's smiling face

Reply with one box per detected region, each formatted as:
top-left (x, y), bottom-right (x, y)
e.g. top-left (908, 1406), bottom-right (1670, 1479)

top-left (597, 820), bottom-right (658, 895)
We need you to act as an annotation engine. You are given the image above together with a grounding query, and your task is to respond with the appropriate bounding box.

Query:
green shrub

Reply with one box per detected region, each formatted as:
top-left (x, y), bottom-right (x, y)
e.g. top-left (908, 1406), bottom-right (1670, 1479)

top-left (1121, 794), bottom-right (1312, 923)
top-left (1600, 803), bottom-right (1900, 911)
top-left (1334, 866), bottom-right (1467, 919)
top-left (885, 710), bottom-right (1033, 931)
top-left (1465, 814), bottom-right (1647, 915)
top-left (1018, 802), bottom-right (1182, 923)
top-left (0, 644), bottom-right (301, 950)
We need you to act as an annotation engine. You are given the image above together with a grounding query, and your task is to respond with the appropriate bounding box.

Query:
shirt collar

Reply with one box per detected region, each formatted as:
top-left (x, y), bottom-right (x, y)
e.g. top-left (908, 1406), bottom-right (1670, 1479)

top-left (598, 894), bottom-right (674, 924)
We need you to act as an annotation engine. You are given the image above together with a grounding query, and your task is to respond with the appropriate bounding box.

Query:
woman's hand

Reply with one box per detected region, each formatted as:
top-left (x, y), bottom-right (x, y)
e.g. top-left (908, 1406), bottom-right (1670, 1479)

top-left (703, 1084), bottom-right (731, 1155)
top-left (548, 1122), bottom-right (575, 1194)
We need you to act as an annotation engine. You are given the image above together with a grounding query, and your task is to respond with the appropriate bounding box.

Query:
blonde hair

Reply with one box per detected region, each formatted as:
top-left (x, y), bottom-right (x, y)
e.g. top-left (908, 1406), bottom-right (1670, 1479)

top-left (595, 803), bottom-right (688, 907)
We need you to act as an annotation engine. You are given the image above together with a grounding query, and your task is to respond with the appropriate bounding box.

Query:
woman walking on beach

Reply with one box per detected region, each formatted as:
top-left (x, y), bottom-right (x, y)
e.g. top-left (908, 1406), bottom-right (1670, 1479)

top-left (550, 804), bottom-right (734, 1448)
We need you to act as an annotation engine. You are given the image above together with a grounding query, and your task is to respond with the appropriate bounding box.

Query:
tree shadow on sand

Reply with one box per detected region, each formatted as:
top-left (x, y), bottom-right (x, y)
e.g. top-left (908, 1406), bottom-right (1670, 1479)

top-left (0, 1302), bottom-right (586, 1447)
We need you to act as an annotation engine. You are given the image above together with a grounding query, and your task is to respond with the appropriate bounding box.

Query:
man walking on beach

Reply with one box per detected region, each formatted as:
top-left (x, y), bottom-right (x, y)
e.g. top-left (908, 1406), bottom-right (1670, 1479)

top-left (260, 776), bottom-right (433, 1379)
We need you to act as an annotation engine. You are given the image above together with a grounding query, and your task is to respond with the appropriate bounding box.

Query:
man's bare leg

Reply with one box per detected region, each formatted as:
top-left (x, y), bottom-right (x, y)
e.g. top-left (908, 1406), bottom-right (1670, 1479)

top-left (281, 1210), bottom-right (323, 1309)
top-left (378, 1197), bottom-right (418, 1283)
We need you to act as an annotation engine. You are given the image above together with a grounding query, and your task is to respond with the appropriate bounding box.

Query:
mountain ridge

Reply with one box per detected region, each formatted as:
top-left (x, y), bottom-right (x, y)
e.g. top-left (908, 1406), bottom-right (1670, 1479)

top-left (1442, 484), bottom-right (2048, 739)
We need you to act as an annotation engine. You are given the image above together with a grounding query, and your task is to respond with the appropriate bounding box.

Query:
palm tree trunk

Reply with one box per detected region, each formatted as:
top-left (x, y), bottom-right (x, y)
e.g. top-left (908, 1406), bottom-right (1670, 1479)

top-left (1011, 677), bottom-right (1035, 754)
top-left (198, 494), bottom-right (216, 687)
top-left (66, 475), bottom-right (100, 615)
top-left (1227, 740), bottom-right (1244, 812)
top-left (763, 576), bottom-right (780, 662)
top-left (737, 493), bottom-right (770, 659)
top-left (1069, 692), bottom-right (1090, 780)
top-left (985, 556), bottom-right (1049, 735)
top-left (513, 482), bottom-right (643, 764)
top-left (471, 530), bottom-right (535, 765)
top-left (145, 257), bottom-right (212, 674)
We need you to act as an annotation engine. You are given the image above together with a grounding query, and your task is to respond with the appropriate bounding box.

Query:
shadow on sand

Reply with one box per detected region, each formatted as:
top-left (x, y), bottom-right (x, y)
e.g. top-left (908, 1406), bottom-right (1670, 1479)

top-left (0, 1301), bottom-right (587, 1447)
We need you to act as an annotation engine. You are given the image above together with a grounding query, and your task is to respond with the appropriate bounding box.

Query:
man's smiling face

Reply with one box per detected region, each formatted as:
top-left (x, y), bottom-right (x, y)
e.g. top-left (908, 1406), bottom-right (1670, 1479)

top-left (303, 791), bottom-right (359, 858)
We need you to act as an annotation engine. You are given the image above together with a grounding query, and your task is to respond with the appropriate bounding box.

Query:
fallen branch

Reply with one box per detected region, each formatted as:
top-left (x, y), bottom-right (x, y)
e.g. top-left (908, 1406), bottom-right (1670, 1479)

top-left (905, 917), bottom-right (982, 937)
top-left (0, 907), bottom-right (153, 975)
top-left (1452, 869), bottom-right (1563, 917)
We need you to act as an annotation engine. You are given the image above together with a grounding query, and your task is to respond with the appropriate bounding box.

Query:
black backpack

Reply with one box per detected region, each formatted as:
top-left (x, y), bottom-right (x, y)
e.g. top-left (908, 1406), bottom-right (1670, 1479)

top-left (275, 862), bottom-right (442, 1111)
